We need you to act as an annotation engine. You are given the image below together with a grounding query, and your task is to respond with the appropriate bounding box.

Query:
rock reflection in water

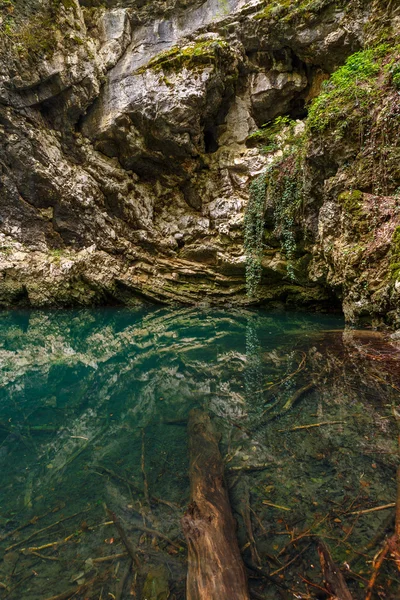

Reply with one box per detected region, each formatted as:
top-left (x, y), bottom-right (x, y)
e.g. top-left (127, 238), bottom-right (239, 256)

top-left (0, 308), bottom-right (399, 599)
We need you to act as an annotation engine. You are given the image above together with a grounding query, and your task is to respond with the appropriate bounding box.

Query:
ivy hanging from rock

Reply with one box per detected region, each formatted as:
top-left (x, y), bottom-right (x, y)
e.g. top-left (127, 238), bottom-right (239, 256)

top-left (244, 173), bottom-right (267, 297)
top-left (268, 154), bottom-right (305, 282)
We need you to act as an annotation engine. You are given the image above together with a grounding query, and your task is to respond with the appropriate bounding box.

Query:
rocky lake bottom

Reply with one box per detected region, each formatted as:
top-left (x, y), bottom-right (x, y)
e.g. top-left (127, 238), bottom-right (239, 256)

top-left (0, 307), bottom-right (399, 599)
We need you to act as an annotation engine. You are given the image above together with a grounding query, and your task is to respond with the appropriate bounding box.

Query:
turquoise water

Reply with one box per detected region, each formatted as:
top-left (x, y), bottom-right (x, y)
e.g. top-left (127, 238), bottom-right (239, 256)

top-left (0, 307), bottom-right (399, 599)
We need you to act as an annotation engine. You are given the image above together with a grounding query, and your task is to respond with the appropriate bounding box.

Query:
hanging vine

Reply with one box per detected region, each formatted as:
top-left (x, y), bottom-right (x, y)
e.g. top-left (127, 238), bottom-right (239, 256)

top-left (244, 173), bottom-right (267, 297)
top-left (268, 154), bottom-right (305, 281)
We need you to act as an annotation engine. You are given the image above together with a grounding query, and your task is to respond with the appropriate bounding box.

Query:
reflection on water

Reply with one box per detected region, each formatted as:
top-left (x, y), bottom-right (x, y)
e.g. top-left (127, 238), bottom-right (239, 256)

top-left (0, 307), bottom-right (399, 599)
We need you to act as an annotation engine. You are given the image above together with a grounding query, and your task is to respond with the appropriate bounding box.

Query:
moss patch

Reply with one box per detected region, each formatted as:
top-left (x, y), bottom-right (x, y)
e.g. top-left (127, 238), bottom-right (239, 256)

top-left (338, 190), bottom-right (363, 215)
top-left (390, 226), bottom-right (400, 280)
top-left (137, 40), bottom-right (230, 75)
top-left (307, 45), bottom-right (393, 134)
top-left (246, 116), bottom-right (296, 152)
top-left (2, 0), bottom-right (79, 60)
top-left (253, 0), bottom-right (340, 23)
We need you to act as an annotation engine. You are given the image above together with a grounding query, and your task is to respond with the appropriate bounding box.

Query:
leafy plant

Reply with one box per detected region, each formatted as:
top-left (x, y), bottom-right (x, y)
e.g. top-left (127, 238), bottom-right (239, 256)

top-left (390, 63), bottom-right (400, 89)
top-left (246, 115), bottom-right (295, 152)
top-left (307, 47), bottom-right (385, 133)
top-left (268, 154), bottom-right (305, 281)
top-left (244, 174), bottom-right (267, 297)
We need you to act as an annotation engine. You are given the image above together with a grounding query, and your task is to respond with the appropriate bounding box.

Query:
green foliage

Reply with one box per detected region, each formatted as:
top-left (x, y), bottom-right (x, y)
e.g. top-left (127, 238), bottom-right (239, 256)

top-left (244, 174), bottom-right (267, 297)
top-left (307, 47), bottom-right (385, 133)
top-left (390, 63), bottom-right (400, 89)
top-left (247, 116), bottom-right (295, 153)
top-left (0, 0), bottom-right (14, 36)
top-left (268, 155), bottom-right (304, 281)
top-left (245, 114), bottom-right (307, 292)
top-left (1, 0), bottom-right (79, 58)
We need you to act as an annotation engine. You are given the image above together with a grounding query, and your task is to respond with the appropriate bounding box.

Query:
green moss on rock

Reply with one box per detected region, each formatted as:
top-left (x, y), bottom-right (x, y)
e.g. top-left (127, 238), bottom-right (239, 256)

top-left (254, 0), bottom-right (338, 22)
top-left (137, 40), bottom-right (230, 74)
top-left (390, 226), bottom-right (400, 280)
top-left (307, 46), bottom-right (391, 133)
top-left (338, 190), bottom-right (363, 214)
top-left (338, 190), bottom-right (371, 236)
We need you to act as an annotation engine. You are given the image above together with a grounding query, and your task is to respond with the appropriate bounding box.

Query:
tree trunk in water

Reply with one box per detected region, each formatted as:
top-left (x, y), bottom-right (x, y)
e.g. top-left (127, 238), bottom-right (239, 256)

top-left (181, 409), bottom-right (250, 600)
top-left (318, 541), bottom-right (353, 600)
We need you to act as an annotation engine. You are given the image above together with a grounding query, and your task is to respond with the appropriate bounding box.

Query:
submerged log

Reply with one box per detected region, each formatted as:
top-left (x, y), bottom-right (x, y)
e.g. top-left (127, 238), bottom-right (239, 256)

top-left (181, 409), bottom-right (250, 600)
top-left (317, 541), bottom-right (353, 600)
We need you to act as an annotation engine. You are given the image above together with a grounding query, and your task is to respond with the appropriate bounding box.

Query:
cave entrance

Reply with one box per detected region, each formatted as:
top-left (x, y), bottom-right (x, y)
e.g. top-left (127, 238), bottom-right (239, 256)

top-left (204, 126), bottom-right (219, 153)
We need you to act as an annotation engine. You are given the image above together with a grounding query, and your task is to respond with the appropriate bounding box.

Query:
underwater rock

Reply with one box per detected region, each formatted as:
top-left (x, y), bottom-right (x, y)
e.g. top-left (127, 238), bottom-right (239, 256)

top-left (142, 565), bottom-right (170, 600)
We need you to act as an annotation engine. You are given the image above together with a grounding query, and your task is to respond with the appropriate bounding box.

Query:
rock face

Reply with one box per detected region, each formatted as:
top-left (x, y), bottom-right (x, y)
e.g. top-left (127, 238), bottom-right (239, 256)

top-left (0, 0), bottom-right (399, 326)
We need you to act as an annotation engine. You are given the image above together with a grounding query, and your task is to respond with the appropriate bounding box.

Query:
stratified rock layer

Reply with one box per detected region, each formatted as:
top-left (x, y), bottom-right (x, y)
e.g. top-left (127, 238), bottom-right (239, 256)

top-left (0, 0), bottom-right (399, 326)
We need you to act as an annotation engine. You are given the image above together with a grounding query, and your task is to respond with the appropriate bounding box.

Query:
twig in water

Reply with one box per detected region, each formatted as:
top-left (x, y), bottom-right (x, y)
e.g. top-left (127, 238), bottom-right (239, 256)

top-left (0, 506), bottom-right (59, 542)
top-left (115, 559), bottom-right (132, 600)
top-left (298, 574), bottom-right (329, 594)
top-left (107, 510), bottom-right (141, 571)
top-left (258, 352), bottom-right (307, 395)
top-left (43, 582), bottom-right (90, 600)
top-left (27, 550), bottom-right (60, 561)
top-left (365, 541), bottom-right (391, 600)
top-left (240, 480), bottom-right (261, 567)
top-left (262, 500), bottom-right (291, 511)
top-left (270, 544), bottom-right (311, 576)
top-left (227, 464), bottom-right (269, 473)
top-left (6, 510), bottom-right (87, 552)
top-left (92, 553), bottom-right (128, 563)
top-left (279, 420), bottom-right (344, 432)
top-left (3, 572), bottom-right (36, 599)
top-left (282, 382), bottom-right (315, 413)
top-left (141, 429), bottom-right (152, 520)
top-left (132, 521), bottom-right (183, 550)
top-left (24, 532), bottom-right (76, 552)
top-left (348, 503), bottom-right (395, 516)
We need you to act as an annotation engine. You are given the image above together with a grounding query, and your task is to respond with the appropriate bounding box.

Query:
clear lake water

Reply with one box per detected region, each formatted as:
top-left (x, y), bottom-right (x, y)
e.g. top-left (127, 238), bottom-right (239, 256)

top-left (0, 307), bottom-right (399, 599)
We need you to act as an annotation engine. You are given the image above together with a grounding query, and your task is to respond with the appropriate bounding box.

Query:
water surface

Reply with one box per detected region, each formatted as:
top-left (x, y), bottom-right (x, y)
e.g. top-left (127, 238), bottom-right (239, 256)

top-left (0, 308), bottom-right (399, 599)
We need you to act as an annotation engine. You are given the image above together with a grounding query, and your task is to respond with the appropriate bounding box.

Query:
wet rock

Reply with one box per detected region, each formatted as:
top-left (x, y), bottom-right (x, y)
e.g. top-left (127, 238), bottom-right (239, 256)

top-left (142, 565), bottom-right (170, 600)
top-left (0, 0), bottom-right (398, 324)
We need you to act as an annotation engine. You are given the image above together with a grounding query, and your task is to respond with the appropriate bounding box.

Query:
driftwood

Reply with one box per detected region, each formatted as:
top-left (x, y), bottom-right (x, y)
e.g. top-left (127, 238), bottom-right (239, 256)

top-left (317, 540), bottom-right (353, 600)
top-left (181, 409), bottom-right (250, 600)
top-left (108, 510), bottom-right (141, 571)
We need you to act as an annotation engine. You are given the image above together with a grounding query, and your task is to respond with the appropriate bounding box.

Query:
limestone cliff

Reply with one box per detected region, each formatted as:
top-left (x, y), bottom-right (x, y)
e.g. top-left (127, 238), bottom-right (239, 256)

top-left (0, 0), bottom-right (399, 326)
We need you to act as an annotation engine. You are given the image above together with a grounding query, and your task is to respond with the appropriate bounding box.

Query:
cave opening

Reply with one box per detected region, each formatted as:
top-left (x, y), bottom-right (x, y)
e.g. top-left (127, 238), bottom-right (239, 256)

top-left (288, 98), bottom-right (308, 120)
top-left (204, 127), bottom-right (219, 153)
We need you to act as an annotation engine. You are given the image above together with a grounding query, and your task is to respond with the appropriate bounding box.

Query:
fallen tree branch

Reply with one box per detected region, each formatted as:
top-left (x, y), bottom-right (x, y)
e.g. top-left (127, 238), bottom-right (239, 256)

top-left (6, 510), bottom-right (86, 552)
top-left (181, 409), bottom-right (250, 600)
top-left (108, 510), bottom-right (141, 571)
top-left (317, 540), bottom-right (353, 600)
top-left (348, 503), bottom-right (396, 516)
top-left (279, 420), bottom-right (344, 432)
